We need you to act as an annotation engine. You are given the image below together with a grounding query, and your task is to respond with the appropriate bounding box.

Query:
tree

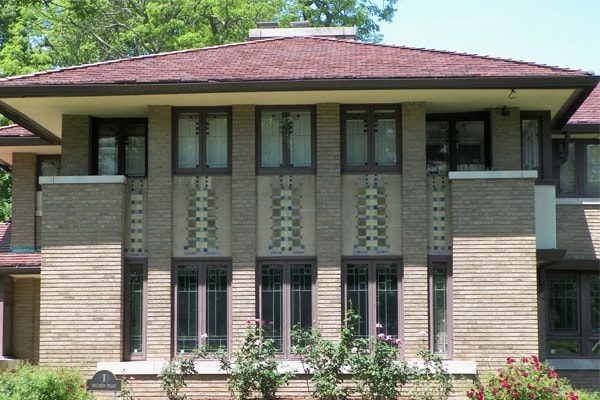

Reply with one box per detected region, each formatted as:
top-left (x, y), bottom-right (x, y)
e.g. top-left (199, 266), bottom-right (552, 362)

top-left (0, 171), bottom-right (11, 221)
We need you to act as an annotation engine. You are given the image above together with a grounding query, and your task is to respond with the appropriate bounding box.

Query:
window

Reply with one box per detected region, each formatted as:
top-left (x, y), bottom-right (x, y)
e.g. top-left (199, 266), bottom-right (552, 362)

top-left (257, 259), bottom-right (316, 356)
top-left (429, 258), bottom-right (452, 358)
top-left (92, 119), bottom-right (147, 177)
top-left (553, 139), bottom-right (600, 198)
top-left (173, 108), bottom-right (231, 174)
top-left (545, 270), bottom-right (599, 358)
top-left (37, 155), bottom-right (61, 190)
top-left (342, 105), bottom-right (401, 172)
top-left (124, 261), bottom-right (146, 360)
top-left (343, 258), bottom-right (402, 340)
top-left (257, 107), bottom-right (315, 173)
top-left (174, 261), bottom-right (230, 354)
top-left (426, 114), bottom-right (490, 174)
top-left (521, 115), bottom-right (541, 171)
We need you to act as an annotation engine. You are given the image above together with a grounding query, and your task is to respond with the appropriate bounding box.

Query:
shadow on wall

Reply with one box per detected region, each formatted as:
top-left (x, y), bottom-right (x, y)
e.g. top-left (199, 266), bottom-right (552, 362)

top-left (556, 205), bottom-right (599, 259)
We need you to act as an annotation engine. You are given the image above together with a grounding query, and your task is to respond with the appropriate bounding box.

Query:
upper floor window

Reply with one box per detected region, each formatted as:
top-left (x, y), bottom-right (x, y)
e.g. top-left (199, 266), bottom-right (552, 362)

top-left (429, 258), bottom-right (452, 359)
top-left (553, 139), bottom-right (600, 198)
top-left (426, 113), bottom-right (490, 175)
top-left (37, 155), bottom-right (61, 190)
top-left (174, 261), bottom-right (230, 354)
top-left (257, 259), bottom-right (316, 357)
top-left (257, 107), bottom-right (315, 173)
top-left (92, 118), bottom-right (147, 177)
top-left (545, 270), bottom-right (599, 358)
top-left (343, 258), bottom-right (402, 340)
top-left (342, 105), bottom-right (401, 172)
top-left (521, 114), bottom-right (542, 172)
top-left (173, 108), bottom-right (231, 174)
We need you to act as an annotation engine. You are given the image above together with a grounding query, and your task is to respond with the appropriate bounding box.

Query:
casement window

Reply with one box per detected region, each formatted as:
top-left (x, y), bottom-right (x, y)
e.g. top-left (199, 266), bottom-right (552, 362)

top-left (36, 155), bottom-right (61, 190)
top-left (174, 261), bottom-right (230, 354)
top-left (257, 107), bottom-right (315, 173)
top-left (342, 105), bottom-right (401, 172)
top-left (342, 258), bottom-right (402, 339)
top-left (429, 258), bottom-right (452, 358)
top-left (545, 270), bottom-right (599, 358)
top-left (173, 108), bottom-right (231, 174)
top-left (426, 113), bottom-right (490, 175)
top-left (92, 119), bottom-right (147, 177)
top-left (521, 114), bottom-right (542, 172)
top-left (553, 139), bottom-right (600, 198)
top-left (124, 261), bottom-right (147, 360)
top-left (256, 259), bottom-right (316, 356)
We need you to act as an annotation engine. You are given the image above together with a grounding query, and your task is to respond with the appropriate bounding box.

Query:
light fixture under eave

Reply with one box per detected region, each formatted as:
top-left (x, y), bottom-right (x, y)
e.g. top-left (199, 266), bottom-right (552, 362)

top-left (508, 89), bottom-right (517, 100)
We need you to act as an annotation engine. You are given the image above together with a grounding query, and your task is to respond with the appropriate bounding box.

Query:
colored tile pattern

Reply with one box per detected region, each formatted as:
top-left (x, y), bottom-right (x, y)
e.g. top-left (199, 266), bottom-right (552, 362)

top-left (184, 177), bottom-right (219, 255)
top-left (268, 176), bottom-right (304, 255)
top-left (354, 175), bottom-right (389, 254)
top-left (124, 179), bottom-right (145, 255)
top-left (428, 176), bottom-right (452, 253)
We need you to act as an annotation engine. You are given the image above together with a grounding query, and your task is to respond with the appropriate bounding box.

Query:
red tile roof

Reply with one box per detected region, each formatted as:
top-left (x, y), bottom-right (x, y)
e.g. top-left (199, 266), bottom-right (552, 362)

top-left (0, 124), bottom-right (36, 138)
top-left (568, 85), bottom-right (600, 125)
top-left (0, 37), bottom-right (590, 87)
top-left (0, 223), bottom-right (41, 268)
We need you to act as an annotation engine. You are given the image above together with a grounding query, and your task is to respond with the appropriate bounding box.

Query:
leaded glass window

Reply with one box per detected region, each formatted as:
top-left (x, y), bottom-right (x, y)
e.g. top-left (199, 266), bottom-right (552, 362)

top-left (430, 260), bottom-right (452, 358)
top-left (93, 119), bottom-right (147, 177)
top-left (124, 262), bottom-right (146, 360)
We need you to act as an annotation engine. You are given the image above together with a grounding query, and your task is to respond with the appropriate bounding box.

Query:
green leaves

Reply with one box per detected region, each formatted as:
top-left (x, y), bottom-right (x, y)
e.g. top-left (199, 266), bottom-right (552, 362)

top-left (0, 171), bottom-right (11, 222)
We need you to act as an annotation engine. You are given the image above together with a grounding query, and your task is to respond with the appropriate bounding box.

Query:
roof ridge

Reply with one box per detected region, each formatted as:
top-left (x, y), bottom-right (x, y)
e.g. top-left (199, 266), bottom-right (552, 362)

top-left (0, 124), bottom-right (19, 130)
top-left (0, 37), bottom-right (291, 83)
top-left (303, 36), bottom-right (590, 74)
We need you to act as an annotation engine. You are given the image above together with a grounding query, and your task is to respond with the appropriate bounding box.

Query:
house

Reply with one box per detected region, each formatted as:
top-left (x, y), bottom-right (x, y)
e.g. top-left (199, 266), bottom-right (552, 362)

top-left (0, 25), bottom-right (598, 397)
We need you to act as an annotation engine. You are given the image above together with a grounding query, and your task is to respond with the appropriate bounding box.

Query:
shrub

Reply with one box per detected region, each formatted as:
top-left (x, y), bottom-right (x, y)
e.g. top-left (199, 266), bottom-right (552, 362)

top-left (0, 362), bottom-right (92, 400)
top-left (468, 356), bottom-right (581, 400)
top-left (158, 338), bottom-right (207, 400)
top-left (219, 319), bottom-right (292, 400)
top-left (409, 348), bottom-right (453, 400)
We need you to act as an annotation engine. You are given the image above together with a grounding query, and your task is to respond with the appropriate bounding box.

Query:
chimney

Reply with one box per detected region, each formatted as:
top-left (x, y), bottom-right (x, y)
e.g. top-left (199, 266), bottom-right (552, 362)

top-left (249, 21), bottom-right (356, 41)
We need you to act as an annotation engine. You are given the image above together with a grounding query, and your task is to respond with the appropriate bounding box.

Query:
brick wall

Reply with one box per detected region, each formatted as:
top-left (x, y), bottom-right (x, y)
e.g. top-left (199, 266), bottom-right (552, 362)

top-left (11, 277), bottom-right (39, 363)
top-left (40, 182), bottom-right (124, 374)
top-left (452, 177), bottom-right (537, 369)
top-left (315, 103), bottom-right (342, 341)
top-left (61, 115), bottom-right (90, 175)
top-left (231, 105), bottom-right (257, 346)
top-left (556, 205), bottom-right (600, 259)
top-left (11, 153), bottom-right (36, 249)
top-left (401, 103), bottom-right (429, 357)
top-left (491, 107), bottom-right (521, 170)
top-left (146, 106), bottom-right (173, 359)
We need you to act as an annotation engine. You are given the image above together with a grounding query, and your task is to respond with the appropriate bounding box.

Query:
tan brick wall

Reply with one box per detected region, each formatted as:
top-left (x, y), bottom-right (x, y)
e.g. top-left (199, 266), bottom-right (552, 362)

top-left (146, 106), bottom-right (173, 359)
top-left (231, 105), bottom-right (257, 346)
top-left (315, 103), bottom-right (342, 341)
top-left (61, 115), bottom-right (90, 175)
top-left (11, 277), bottom-right (40, 363)
top-left (452, 178), bottom-right (537, 370)
top-left (491, 108), bottom-right (521, 170)
top-left (556, 205), bottom-right (600, 259)
top-left (40, 182), bottom-right (124, 374)
top-left (11, 153), bottom-right (36, 249)
top-left (401, 103), bottom-right (429, 357)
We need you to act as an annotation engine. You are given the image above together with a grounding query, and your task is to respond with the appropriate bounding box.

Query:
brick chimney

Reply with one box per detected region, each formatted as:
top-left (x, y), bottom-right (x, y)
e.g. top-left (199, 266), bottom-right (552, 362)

top-left (249, 22), bottom-right (356, 41)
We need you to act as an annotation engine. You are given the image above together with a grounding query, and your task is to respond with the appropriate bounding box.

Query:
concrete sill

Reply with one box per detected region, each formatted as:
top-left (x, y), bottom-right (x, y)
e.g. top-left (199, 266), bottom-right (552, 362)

top-left (448, 170), bottom-right (538, 180)
top-left (547, 359), bottom-right (600, 371)
top-left (39, 175), bottom-right (126, 185)
top-left (555, 198), bottom-right (600, 205)
top-left (98, 359), bottom-right (477, 376)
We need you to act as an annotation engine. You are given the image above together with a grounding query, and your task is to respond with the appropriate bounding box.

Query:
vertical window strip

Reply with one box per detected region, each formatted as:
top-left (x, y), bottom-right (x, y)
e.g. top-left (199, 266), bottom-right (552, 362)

top-left (289, 111), bottom-right (312, 167)
top-left (125, 122), bottom-right (147, 177)
top-left (291, 264), bottom-right (312, 330)
top-left (431, 263), bottom-right (449, 356)
top-left (376, 263), bottom-right (399, 338)
top-left (177, 113), bottom-right (200, 169)
top-left (374, 111), bottom-right (397, 166)
top-left (261, 265), bottom-right (284, 352)
top-left (206, 113), bottom-right (228, 169)
top-left (177, 266), bottom-right (199, 354)
top-left (521, 119), bottom-right (540, 171)
top-left (346, 264), bottom-right (369, 338)
top-left (124, 262), bottom-right (146, 360)
top-left (585, 143), bottom-right (600, 196)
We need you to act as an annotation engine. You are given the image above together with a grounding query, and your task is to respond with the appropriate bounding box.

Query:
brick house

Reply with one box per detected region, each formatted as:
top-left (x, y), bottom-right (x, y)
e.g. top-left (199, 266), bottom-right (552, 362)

top-left (0, 26), bottom-right (598, 397)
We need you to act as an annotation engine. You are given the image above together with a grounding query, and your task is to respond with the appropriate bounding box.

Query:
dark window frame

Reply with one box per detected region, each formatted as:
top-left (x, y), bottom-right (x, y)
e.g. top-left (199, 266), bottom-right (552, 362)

top-left (520, 111), bottom-right (552, 179)
top-left (341, 104), bottom-right (402, 173)
top-left (542, 267), bottom-right (599, 359)
top-left (123, 258), bottom-right (147, 361)
top-left (553, 138), bottom-right (600, 198)
top-left (256, 257), bottom-right (317, 358)
top-left (428, 255), bottom-right (453, 359)
top-left (171, 258), bottom-right (232, 356)
top-left (91, 118), bottom-right (148, 177)
top-left (426, 112), bottom-right (491, 173)
top-left (172, 107), bottom-right (232, 175)
top-left (36, 154), bottom-right (61, 190)
top-left (256, 105), bottom-right (316, 174)
top-left (341, 256), bottom-right (404, 341)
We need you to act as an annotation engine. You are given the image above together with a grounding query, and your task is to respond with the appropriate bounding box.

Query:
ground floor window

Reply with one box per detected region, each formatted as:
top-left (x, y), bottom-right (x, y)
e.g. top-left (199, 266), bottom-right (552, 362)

top-left (429, 258), bottom-right (452, 358)
top-left (174, 260), bottom-right (230, 354)
top-left (545, 270), bottom-right (599, 358)
top-left (342, 258), bottom-right (402, 340)
top-left (124, 260), bottom-right (146, 360)
top-left (257, 258), bottom-right (316, 357)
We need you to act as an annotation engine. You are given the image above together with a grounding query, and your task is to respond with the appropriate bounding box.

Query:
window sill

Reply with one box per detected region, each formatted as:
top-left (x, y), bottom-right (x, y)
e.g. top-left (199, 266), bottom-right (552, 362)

top-left (546, 358), bottom-right (600, 371)
top-left (448, 170), bottom-right (538, 180)
top-left (97, 359), bottom-right (477, 376)
top-left (39, 175), bottom-right (126, 185)
top-left (555, 198), bottom-right (600, 205)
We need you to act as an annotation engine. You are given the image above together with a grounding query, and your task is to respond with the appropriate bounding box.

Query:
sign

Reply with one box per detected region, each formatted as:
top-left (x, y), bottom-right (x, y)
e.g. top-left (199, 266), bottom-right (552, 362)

top-left (86, 370), bottom-right (122, 392)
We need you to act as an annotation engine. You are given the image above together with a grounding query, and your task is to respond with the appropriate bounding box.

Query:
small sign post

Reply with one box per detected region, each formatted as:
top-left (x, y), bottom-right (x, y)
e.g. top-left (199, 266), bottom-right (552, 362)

top-left (86, 370), bottom-right (122, 397)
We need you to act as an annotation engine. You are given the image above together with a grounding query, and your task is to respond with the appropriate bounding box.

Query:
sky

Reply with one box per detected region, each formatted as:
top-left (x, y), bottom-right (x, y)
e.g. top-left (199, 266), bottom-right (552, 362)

top-left (379, 0), bottom-right (600, 74)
